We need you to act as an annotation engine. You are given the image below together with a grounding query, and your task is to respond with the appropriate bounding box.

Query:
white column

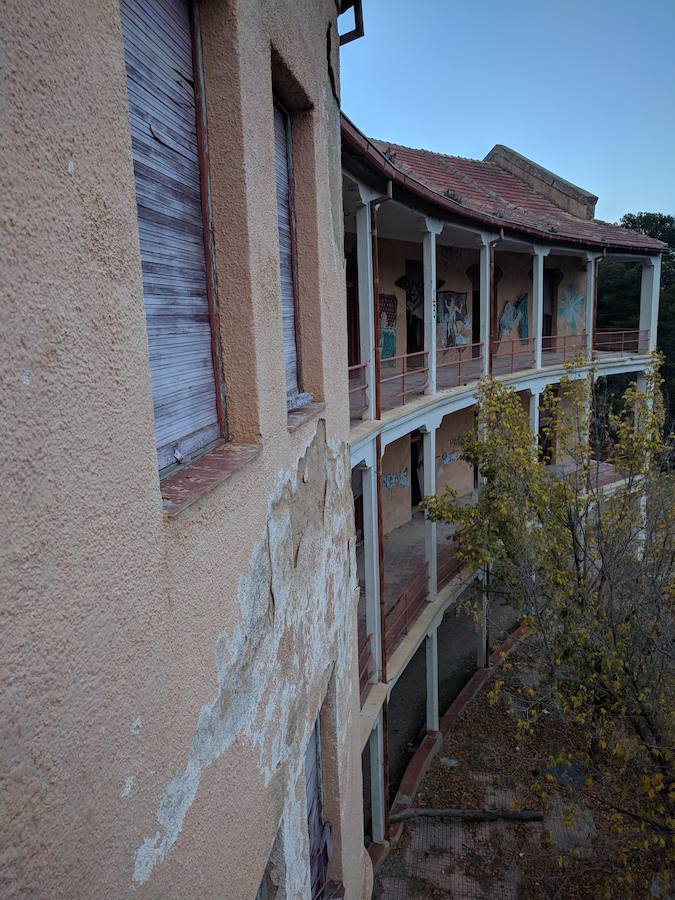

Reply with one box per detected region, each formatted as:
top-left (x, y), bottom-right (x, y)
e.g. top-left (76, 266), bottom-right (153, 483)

top-left (422, 425), bottom-right (437, 599)
top-left (423, 218), bottom-right (443, 395)
top-left (362, 462), bottom-right (381, 681)
top-left (356, 201), bottom-right (376, 419)
top-left (639, 255), bottom-right (662, 352)
top-left (532, 247), bottom-right (549, 369)
top-left (584, 254), bottom-right (598, 357)
top-left (369, 712), bottom-right (386, 844)
top-left (479, 235), bottom-right (492, 376)
top-left (529, 389), bottom-right (540, 439)
top-left (477, 567), bottom-right (488, 668)
top-left (426, 630), bottom-right (439, 732)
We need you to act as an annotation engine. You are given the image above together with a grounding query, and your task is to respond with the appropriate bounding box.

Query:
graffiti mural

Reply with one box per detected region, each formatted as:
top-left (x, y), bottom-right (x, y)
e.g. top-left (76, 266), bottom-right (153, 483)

top-left (382, 468), bottom-right (411, 489)
top-left (498, 293), bottom-right (529, 342)
top-left (557, 286), bottom-right (585, 335)
top-left (379, 294), bottom-right (397, 365)
top-left (437, 290), bottom-right (471, 347)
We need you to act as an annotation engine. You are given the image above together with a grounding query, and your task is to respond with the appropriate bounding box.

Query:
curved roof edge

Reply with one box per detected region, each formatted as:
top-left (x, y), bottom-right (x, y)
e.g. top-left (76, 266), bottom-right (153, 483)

top-left (340, 113), bottom-right (666, 255)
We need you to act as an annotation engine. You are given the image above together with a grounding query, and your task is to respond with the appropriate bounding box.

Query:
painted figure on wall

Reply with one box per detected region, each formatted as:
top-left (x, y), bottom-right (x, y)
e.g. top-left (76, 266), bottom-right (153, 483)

top-left (498, 293), bottom-right (529, 342)
top-left (379, 294), bottom-right (397, 366)
top-left (557, 287), bottom-right (585, 335)
top-left (437, 291), bottom-right (471, 347)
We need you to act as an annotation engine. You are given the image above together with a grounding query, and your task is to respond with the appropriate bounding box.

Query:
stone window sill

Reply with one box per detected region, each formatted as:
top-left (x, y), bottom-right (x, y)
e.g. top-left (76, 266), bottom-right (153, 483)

top-left (287, 401), bottom-right (325, 432)
top-left (161, 441), bottom-right (261, 518)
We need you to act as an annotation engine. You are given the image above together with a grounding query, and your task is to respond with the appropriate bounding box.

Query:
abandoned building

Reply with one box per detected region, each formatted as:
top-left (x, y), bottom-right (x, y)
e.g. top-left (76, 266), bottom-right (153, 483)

top-left (1, 0), bottom-right (666, 898)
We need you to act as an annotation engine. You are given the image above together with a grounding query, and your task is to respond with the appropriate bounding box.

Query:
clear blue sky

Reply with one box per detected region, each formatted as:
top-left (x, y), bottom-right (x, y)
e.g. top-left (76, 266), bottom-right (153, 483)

top-left (339, 0), bottom-right (675, 223)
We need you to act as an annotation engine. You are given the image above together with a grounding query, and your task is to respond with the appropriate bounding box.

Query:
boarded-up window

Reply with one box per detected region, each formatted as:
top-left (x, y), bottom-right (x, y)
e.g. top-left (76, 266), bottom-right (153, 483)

top-left (305, 719), bottom-right (330, 899)
top-left (273, 103), bottom-right (312, 412)
top-left (121, 0), bottom-right (222, 471)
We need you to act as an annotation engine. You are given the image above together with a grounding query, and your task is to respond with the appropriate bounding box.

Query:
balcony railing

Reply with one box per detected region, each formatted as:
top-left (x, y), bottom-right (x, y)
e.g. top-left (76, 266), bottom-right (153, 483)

top-left (541, 332), bottom-right (586, 364)
top-left (593, 329), bottom-right (649, 356)
top-left (437, 541), bottom-right (461, 592)
top-left (358, 632), bottom-right (375, 702)
top-left (436, 342), bottom-right (483, 390)
top-left (490, 337), bottom-right (535, 375)
top-left (380, 350), bottom-right (428, 412)
top-left (348, 363), bottom-right (368, 423)
top-left (384, 562), bottom-right (428, 656)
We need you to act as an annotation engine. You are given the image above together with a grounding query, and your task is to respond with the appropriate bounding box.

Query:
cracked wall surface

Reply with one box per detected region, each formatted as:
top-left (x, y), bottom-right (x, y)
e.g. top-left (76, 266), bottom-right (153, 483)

top-left (1, 0), bottom-right (368, 897)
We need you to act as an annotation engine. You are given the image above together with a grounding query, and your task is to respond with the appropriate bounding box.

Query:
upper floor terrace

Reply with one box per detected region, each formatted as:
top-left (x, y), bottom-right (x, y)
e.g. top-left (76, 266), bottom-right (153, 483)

top-left (341, 116), bottom-right (665, 430)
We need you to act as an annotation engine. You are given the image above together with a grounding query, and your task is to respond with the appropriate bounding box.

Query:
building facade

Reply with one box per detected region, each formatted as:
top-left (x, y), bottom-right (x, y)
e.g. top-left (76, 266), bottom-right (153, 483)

top-left (341, 115), bottom-right (665, 858)
top-left (0, 2), bottom-right (665, 899)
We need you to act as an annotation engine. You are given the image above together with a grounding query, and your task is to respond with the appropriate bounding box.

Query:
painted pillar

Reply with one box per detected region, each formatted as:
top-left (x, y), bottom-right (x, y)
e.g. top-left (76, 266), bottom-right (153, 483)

top-left (425, 630), bottom-right (439, 732)
top-left (356, 198), bottom-right (376, 419)
top-left (422, 425), bottom-right (437, 600)
top-left (369, 712), bottom-right (386, 844)
top-left (477, 567), bottom-right (488, 668)
top-left (584, 254), bottom-right (598, 357)
top-left (532, 246), bottom-right (549, 369)
top-left (423, 218), bottom-right (443, 395)
top-left (361, 462), bottom-right (382, 681)
top-left (479, 234), bottom-right (492, 376)
top-left (639, 255), bottom-right (662, 353)
top-left (529, 388), bottom-right (540, 440)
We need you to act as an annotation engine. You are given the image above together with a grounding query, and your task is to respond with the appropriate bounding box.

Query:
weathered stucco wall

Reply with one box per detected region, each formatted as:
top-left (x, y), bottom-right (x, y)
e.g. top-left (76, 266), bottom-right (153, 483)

top-left (436, 407), bottom-right (475, 497)
top-left (381, 435), bottom-right (412, 536)
top-left (1, 0), bottom-right (367, 897)
top-left (547, 255), bottom-right (587, 337)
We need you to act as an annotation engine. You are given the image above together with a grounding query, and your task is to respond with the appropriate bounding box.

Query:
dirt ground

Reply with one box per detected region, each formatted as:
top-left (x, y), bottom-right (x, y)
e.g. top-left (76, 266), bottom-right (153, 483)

top-left (374, 652), bottom-right (671, 899)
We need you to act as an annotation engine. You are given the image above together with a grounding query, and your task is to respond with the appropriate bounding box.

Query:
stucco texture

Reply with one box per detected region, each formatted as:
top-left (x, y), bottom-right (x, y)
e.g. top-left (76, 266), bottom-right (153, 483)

top-left (1, 0), bottom-right (367, 897)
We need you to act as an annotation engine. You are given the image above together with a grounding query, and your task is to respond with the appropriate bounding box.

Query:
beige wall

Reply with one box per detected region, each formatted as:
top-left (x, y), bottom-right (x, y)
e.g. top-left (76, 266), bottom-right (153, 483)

top-left (494, 250), bottom-right (532, 343)
top-left (381, 434), bottom-right (412, 535)
top-left (436, 407), bottom-right (475, 497)
top-left (1, 1), bottom-right (367, 898)
top-left (547, 254), bottom-right (587, 337)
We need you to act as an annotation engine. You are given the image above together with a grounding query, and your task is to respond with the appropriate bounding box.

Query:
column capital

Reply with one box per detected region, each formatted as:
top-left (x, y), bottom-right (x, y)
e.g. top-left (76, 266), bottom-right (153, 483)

top-left (532, 245), bottom-right (550, 258)
top-left (355, 179), bottom-right (380, 206)
top-left (424, 216), bottom-right (444, 235)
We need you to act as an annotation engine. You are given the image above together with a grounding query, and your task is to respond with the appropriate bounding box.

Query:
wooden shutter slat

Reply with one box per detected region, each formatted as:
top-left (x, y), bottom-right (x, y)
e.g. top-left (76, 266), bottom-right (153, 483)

top-left (121, 0), bottom-right (220, 471)
top-left (273, 104), bottom-right (306, 409)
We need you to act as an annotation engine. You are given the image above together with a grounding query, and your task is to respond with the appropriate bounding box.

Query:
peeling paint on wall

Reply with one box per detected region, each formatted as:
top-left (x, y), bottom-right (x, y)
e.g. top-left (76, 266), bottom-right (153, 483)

top-left (132, 421), bottom-right (357, 888)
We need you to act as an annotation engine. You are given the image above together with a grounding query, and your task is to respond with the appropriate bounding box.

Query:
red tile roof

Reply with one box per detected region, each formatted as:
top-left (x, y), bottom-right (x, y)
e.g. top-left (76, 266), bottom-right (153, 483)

top-left (340, 115), bottom-right (665, 253)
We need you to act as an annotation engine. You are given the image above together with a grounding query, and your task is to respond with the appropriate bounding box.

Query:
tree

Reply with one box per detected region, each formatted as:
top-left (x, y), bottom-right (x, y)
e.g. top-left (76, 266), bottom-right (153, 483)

top-left (597, 213), bottom-right (675, 428)
top-left (423, 367), bottom-right (674, 895)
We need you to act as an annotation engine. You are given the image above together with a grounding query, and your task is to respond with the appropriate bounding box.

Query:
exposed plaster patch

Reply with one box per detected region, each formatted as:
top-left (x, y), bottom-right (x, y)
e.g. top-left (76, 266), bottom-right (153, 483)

top-left (121, 775), bottom-right (135, 799)
top-left (132, 421), bottom-right (358, 887)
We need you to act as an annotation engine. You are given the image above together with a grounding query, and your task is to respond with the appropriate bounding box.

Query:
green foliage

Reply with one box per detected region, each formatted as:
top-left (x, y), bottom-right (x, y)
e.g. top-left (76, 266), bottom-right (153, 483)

top-left (597, 212), bottom-right (675, 426)
top-left (423, 366), bottom-right (675, 884)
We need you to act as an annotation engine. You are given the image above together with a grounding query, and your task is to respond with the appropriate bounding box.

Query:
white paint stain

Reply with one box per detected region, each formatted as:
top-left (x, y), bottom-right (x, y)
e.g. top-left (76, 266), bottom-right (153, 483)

top-left (131, 717), bottom-right (142, 736)
top-left (67, 159), bottom-right (77, 176)
top-left (20, 371), bottom-right (30, 385)
top-left (131, 426), bottom-right (357, 888)
top-left (121, 775), bottom-right (135, 799)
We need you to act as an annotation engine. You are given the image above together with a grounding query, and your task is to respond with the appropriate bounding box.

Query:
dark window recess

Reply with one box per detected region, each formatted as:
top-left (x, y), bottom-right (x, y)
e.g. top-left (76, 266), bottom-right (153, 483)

top-left (305, 720), bottom-right (331, 899)
top-left (274, 103), bottom-right (312, 412)
top-left (121, 0), bottom-right (224, 472)
top-left (543, 269), bottom-right (564, 338)
top-left (346, 251), bottom-right (360, 366)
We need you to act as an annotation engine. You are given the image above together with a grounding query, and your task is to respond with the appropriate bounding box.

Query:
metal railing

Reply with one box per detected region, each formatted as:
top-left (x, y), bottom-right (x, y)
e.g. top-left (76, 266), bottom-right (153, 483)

top-left (593, 329), bottom-right (649, 356)
top-left (541, 332), bottom-right (586, 363)
top-left (358, 632), bottom-right (374, 702)
top-left (379, 350), bottom-right (428, 412)
top-left (347, 363), bottom-right (368, 422)
top-left (490, 337), bottom-right (536, 375)
top-left (436, 342), bottom-right (483, 390)
top-left (384, 562), bottom-right (429, 656)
